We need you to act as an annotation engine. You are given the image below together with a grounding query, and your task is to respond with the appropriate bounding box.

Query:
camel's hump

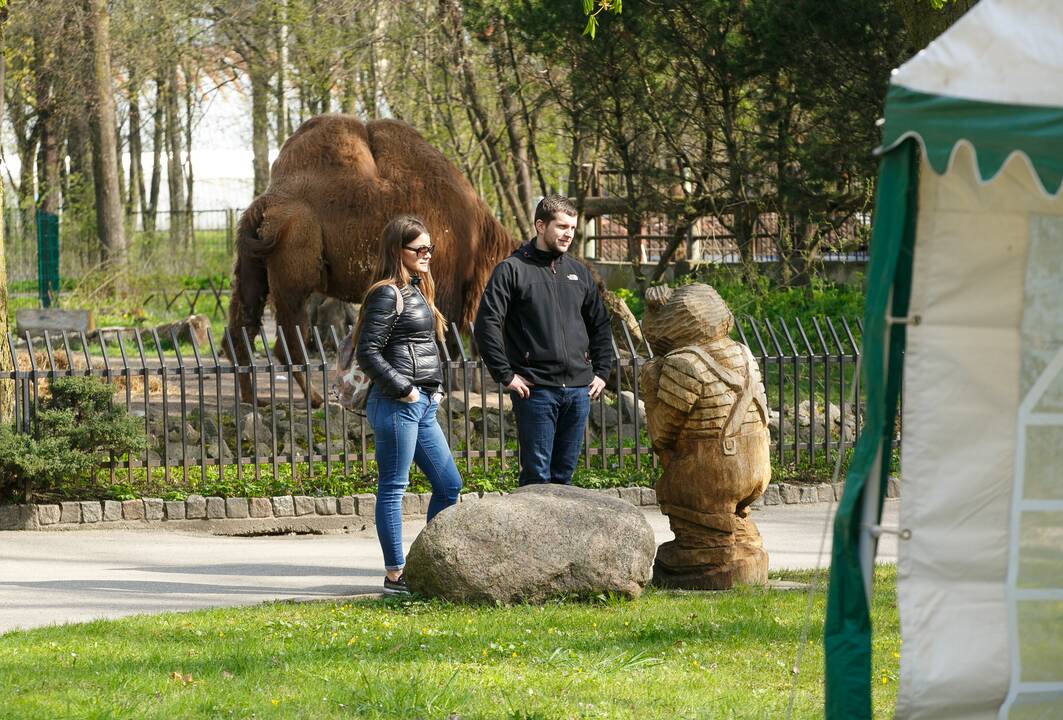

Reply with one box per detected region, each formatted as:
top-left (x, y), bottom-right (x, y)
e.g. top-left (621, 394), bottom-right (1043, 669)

top-left (270, 114), bottom-right (380, 178)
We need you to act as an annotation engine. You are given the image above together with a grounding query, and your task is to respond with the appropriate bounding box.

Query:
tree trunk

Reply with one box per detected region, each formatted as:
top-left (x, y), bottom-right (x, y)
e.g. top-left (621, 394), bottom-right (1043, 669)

top-left (488, 21), bottom-right (533, 221)
top-left (275, 0), bottom-right (289, 142)
top-left (503, 26), bottom-right (548, 197)
top-left (87, 0), bottom-right (127, 268)
top-left (250, 64), bottom-right (271, 196)
top-left (0, 18), bottom-right (13, 422)
top-left (146, 74), bottom-right (164, 232)
top-left (127, 79), bottom-right (145, 222)
top-left (165, 64), bottom-right (187, 246)
top-left (440, 0), bottom-right (530, 240)
top-left (10, 101), bottom-right (39, 244)
top-left (114, 120), bottom-right (127, 212)
top-left (184, 68), bottom-right (194, 218)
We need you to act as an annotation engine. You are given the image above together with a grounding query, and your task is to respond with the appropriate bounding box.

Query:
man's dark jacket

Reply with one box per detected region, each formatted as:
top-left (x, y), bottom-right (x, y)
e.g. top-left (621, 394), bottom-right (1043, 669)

top-left (474, 242), bottom-right (613, 388)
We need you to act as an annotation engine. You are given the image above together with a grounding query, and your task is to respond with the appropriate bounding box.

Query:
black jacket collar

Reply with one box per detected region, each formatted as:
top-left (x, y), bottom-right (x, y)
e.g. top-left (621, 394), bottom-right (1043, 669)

top-left (518, 241), bottom-right (564, 265)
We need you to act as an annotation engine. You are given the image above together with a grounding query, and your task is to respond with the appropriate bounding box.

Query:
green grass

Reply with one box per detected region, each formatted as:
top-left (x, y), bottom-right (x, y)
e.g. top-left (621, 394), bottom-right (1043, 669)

top-left (0, 567), bottom-right (900, 719)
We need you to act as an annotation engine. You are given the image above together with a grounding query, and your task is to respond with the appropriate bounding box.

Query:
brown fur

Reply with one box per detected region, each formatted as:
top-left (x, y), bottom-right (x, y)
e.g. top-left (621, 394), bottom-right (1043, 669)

top-left (227, 114), bottom-right (516, 405)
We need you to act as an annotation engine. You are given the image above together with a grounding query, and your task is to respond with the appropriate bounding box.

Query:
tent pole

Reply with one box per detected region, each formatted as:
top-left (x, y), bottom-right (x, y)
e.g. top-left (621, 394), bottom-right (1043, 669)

top-left (858, 447), bottom-right (883, 602)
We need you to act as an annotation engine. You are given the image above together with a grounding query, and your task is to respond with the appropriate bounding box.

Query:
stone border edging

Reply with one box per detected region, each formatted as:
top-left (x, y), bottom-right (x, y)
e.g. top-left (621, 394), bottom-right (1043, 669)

top-left (0, 479), bottom-right (899, 532)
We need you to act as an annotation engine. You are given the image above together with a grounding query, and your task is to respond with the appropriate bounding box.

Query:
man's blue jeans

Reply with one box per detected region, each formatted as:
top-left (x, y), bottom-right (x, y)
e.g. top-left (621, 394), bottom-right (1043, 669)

top-left (367, 387), bottom-right (462, 571)
top-left (512, 385), bottom-right (591, 486)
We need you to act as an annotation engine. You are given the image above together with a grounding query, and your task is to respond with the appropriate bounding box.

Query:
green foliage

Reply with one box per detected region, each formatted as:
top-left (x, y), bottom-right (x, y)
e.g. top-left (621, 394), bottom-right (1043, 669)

top-left (581, 0), bottom-right (621, 39)
top-left (683, 268), bottom-right (865, 324)
top-left (613, 286), bottom-right (644, 319)
top-left (0, 377), bottom-right (147, 503)
top-left (91, 453), bottom-right (661, 503)
top-left (626, 266), bottom-right (864, 323)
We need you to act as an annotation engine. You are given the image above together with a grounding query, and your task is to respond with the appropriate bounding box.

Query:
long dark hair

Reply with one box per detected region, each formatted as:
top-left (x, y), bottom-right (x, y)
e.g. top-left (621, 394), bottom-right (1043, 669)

top-left (354, 214), bottom-right (446, 340)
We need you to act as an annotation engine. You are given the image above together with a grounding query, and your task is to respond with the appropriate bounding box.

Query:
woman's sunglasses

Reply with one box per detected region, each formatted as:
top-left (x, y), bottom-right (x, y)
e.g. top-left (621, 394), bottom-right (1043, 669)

top-left (404, 245), bottom-right (436, 258)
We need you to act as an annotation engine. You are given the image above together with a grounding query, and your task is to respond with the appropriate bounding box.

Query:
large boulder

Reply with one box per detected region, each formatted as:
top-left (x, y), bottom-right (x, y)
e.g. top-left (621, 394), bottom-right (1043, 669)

top-left (404, 484), bottom-right (656, 603)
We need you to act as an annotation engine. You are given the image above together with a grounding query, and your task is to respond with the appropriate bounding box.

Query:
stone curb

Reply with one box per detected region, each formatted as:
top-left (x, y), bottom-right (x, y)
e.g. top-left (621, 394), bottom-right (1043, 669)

top-left (0, 480), bottom-right (896, 532)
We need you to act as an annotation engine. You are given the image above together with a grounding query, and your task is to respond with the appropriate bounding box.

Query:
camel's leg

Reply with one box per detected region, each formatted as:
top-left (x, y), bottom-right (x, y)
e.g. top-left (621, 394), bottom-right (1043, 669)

top-left (267, 211), bottom-right (326, 408)
top-left (273, 288), bottom-right (325, 408)
top-left (228, 254), bottom-right (271, 406)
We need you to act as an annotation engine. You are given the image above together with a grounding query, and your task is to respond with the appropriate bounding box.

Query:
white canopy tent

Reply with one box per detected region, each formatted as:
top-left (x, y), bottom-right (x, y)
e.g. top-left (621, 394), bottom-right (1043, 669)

top-left (824, 1), bottom-right (1063, 718)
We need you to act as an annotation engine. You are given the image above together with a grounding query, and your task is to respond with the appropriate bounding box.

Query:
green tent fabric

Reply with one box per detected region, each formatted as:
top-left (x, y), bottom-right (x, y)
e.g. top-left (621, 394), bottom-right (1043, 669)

top-left (881, 86), bottom-right (1063, 196)
top-left (824, 139), bottom-right (917, 720)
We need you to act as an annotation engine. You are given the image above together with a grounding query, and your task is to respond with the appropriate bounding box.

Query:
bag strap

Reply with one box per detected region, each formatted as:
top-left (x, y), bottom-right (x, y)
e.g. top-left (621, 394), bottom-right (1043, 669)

top-left (674, 344), bottom-right (766, 438)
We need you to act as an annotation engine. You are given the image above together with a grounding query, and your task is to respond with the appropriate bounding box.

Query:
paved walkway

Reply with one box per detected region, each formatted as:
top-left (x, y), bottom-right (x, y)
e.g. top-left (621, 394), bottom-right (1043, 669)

top-left (0, 500), bottom-right (898, 633)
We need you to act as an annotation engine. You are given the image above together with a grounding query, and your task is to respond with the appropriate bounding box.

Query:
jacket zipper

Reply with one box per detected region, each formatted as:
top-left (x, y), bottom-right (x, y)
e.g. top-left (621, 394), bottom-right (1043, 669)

top-left (549, 260), bottom-right (569, 388)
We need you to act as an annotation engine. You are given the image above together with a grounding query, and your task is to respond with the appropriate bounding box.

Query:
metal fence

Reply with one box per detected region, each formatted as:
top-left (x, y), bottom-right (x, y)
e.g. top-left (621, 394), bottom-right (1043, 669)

top-left (4, 208), bottom-right (238, 285)
top-left (2, 316), bottom-right (865, 487)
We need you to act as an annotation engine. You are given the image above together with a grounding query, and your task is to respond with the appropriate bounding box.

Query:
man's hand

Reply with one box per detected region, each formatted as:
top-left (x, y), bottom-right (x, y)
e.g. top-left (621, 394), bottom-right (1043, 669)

top-left (506, 374), bottom-right (534, 399)
top-left (588, 376), bottom-right (607, 400)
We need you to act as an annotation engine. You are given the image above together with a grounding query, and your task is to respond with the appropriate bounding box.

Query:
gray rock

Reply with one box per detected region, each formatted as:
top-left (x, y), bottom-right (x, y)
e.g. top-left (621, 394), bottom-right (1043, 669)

top-left (832, 482), bottom-right (845, 501)
top-left (405, 484), bottom-right (656, 604)
top-left (271, 496), bottom-right (294, 517)
top-left (293, 496), bottom-right (315, 516)
top-left (205, 439), bottom-right (232, 462)
top-left (640, 487), bottom-right (657, 506)
top-left (143, 498), bottom-right (164, 521)
top-left (185, 495), bottom-right (207, 519)
top-left (402, 493), bottom-right (420, 516)
top-left (226, 498), bottom-right (249, 518)
top-left (617, 486), bottom-right (641, 506)
top-left (459, 492), bottom-right (479, 504)
top-left (38, 504), bottom-right (61, 525)
top-left (618, 391), bottom-right (647, 427)
top-left (354, 493), bottom-right (376, 521)
top-left (206, 497), bottom-right (226, 519)
top-left (887, 477), bottom-right (901, 498)
top-left (102, 500), bottom-right (123, 522)
top-left (418, 492), bottom-right (433, 514)
top-left (122, 499), bottom-right (145, 521)
top-left (60, 501), bottom-right (82, 524)
top-left (778, 484), bottom-right (801, 504)
top-left (589, 403), bottom-right (620, 432)
top-left (762, 485), bottom-right (781, 506)
top-left (315, 497), bottom-right (337, 516)
top-left (0, 505), bottom-right (30, 530)
top-left (337, 496), bottom-right (355, 515)
top-left (240, 412), bottom-right (273, 447)
top-left (817, 484), bottom-right (835, 503)
top-left (164, 501), bottom-right (186, 520)
top-left (80, 501), bottom-right (102, 523)
top-left (249, 498), bottom-right (272, 518)
top-left (798, 486), bottom-right (818, 504)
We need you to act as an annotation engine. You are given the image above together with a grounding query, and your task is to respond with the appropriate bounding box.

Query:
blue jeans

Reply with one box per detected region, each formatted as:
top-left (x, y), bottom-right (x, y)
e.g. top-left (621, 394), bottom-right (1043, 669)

top-left (512, 385), bottom-right (590, 486)
top-left (367, 387), bottom-right (462, 571)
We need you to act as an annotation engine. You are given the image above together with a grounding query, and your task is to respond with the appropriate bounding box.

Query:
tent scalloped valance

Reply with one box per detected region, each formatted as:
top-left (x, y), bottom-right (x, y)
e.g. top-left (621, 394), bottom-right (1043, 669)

top-left (878, 85), bottom-right (1063, 198)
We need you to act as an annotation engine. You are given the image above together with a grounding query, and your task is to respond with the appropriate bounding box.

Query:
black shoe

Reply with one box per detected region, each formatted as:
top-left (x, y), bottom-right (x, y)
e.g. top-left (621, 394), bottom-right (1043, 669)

top-left (383, 575), bottom-right (410, 595)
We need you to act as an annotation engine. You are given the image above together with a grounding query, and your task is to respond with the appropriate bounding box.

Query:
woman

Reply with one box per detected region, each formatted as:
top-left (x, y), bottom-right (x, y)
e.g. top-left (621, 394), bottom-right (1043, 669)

top-left (355, 214), bottom-right (462, 595)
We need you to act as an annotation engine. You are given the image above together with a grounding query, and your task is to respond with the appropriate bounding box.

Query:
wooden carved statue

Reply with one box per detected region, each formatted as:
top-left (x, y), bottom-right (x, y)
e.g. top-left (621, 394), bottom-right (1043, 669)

top-left (639, 284), bottom-right (771, 589)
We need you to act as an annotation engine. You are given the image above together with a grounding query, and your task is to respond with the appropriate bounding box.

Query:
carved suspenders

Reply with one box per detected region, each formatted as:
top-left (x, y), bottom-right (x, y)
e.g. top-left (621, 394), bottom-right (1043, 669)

top-left (670, 345), bottom-right (768, 455)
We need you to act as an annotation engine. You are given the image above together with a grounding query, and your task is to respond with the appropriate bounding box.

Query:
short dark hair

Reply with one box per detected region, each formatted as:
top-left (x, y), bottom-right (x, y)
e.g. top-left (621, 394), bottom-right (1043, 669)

top-left (534, 194), bottom-right (577, 225)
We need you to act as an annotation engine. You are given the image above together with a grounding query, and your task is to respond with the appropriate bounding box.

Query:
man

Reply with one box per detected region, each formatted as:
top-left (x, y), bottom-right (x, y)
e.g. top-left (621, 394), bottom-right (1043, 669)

top-left (474, 194), bottom-right (613, 486)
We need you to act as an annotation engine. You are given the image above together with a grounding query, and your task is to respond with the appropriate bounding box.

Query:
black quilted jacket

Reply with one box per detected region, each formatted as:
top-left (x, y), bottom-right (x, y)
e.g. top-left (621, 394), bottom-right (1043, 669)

top-left (354, 278), bottom-right (443, 399)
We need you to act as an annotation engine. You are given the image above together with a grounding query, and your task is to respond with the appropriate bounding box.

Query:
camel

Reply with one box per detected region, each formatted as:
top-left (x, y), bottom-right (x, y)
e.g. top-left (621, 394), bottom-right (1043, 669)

top-left (227, 114), bottom-right (516, 407)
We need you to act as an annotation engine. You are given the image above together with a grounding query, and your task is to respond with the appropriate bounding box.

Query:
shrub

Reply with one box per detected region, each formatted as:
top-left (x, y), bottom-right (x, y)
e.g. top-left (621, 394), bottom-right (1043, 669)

top-left (0, 377), bottom-right (147, 503)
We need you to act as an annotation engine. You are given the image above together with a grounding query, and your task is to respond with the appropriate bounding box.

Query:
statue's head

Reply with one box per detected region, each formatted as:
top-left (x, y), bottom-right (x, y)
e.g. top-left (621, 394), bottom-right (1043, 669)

top-left (642, 283), bottom-right (733, 354)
